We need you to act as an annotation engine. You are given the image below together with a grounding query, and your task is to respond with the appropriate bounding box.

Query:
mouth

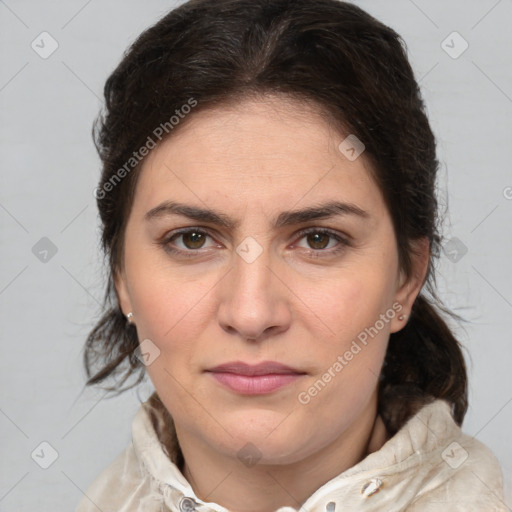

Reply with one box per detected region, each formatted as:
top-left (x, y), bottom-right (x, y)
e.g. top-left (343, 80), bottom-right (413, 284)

top-left (205, 361), bottom-right (306, 395)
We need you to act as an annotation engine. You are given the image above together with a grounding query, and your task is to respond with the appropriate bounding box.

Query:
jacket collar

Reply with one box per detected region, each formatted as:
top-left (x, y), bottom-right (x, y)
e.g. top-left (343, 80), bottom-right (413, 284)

top-left (130, 399), bottom-right (478, 511)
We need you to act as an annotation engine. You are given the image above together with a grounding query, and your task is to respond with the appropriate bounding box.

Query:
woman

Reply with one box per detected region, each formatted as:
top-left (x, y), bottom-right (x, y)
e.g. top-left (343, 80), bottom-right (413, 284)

top-left (78, 0), bottom-right (506, 510)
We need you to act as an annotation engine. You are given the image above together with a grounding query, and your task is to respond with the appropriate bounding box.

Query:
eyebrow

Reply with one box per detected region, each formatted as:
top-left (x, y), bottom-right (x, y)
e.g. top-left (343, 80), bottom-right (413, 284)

top-left (144, 200), bottom-right (370, 229)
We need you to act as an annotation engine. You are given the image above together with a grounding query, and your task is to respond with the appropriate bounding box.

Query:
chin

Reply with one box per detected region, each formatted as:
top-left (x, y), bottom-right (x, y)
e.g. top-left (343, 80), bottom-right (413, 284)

top-left (215, 411), bottom-right (312, 461)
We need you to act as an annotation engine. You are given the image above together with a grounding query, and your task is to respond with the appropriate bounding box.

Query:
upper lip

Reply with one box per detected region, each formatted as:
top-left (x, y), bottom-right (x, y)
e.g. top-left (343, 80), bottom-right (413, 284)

top-left (206, 361), bottom-right (305, 376)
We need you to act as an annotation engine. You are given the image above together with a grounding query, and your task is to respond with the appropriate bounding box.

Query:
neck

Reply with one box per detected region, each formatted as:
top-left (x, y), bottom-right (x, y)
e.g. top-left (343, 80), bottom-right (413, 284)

top-left (176, 396), bottom-right (388, 512)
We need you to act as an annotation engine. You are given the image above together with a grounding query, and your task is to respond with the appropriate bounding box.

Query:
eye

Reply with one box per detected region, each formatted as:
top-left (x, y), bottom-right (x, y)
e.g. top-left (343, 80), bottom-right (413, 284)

top-left (160, 228), bottom-right (218, 256)
top-left (293, 228), bottom-right (349, 256)
top-left (158, 227), bottom-right (350, 259)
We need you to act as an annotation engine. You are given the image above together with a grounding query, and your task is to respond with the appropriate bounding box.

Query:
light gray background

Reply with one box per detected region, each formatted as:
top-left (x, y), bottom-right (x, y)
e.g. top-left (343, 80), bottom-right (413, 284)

top-left (1, 0), bottom-right (511, 510)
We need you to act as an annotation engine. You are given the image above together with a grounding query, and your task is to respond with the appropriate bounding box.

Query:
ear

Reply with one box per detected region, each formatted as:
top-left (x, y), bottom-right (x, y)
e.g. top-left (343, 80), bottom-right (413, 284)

top-left (390, 237), bottom-right (430, 333)
top-left (114, 268), bottom-right (133, 318)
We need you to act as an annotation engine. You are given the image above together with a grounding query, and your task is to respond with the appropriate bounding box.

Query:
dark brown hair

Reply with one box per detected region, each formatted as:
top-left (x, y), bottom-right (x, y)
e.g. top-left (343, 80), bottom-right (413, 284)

top-left (84, 0), bottom-right (468, 437)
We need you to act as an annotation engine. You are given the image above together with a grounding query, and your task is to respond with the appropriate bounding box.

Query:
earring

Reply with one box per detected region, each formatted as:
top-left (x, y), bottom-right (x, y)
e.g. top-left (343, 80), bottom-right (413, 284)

top-left (398, 313), bottom-right (407, 321)
top-left (126, 312), bottom-right (134, 325)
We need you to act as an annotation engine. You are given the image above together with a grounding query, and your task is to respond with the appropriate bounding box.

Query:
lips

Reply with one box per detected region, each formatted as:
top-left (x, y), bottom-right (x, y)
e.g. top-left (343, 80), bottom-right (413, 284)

top-left (206, 361), bottom-right (306, 395)
top-left (208, 361), bottom-right (304, 375)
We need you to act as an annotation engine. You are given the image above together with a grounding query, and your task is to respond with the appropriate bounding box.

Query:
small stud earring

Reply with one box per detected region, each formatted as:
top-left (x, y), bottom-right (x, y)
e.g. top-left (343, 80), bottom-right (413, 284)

top-left (398, 314), bottom-right (406, 321)
top-left (126, 312), bottom-right (134, 324)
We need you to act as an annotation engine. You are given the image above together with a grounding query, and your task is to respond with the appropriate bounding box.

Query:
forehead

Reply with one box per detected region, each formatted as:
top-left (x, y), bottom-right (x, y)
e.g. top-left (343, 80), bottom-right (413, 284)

top-left (133, 96), bottom-right (386, 220)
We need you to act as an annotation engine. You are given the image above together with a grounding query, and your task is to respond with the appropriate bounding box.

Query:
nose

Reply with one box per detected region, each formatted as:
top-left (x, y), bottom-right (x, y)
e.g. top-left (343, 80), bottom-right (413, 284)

top-left (217, 242), bottom-right (292, 342)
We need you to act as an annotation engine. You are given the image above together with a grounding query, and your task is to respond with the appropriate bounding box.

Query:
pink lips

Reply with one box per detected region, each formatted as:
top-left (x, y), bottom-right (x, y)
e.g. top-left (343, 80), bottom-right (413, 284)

top-left (206, 361), bottom-right (305, 395)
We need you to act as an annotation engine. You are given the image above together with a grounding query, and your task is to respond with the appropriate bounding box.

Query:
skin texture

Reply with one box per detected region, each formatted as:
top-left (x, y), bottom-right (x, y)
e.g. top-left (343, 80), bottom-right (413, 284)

top-left (115, 96), bottom-right (429, 512)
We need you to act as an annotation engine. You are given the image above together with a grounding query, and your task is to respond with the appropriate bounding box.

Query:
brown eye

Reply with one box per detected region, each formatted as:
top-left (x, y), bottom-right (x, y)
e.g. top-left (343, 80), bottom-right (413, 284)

top-left (294, 228), bottom-right (350, 258)
top-left (163, 228), bottom-right (215, 254)
top-left (306, 232), bottom-right (330, 250)
top-left (181, 231), bottom-right (207, 249)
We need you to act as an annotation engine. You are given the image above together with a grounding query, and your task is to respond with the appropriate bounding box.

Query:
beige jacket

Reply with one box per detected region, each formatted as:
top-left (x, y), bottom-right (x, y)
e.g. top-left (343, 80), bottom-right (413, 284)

top-left (76, 399), bottom-right (507, 511)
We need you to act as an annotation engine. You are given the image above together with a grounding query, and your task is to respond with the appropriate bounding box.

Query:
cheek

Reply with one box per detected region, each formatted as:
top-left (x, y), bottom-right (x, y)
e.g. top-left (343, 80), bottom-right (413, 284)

top-left (305, 269), bottom-right (394, 342)
top-left (296, 322), bottom-right (389, 436)
top-left (124, 239), bottom-right (212, 342)
top-left (128, 267), bottom-right (214, 416)
top-left (298, 271), bottom-right (394, 398)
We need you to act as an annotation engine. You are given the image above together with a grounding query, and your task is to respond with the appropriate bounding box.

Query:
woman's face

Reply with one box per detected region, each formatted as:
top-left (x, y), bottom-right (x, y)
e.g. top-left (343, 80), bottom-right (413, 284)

top-left (116, 96), bottom-right (426, 466)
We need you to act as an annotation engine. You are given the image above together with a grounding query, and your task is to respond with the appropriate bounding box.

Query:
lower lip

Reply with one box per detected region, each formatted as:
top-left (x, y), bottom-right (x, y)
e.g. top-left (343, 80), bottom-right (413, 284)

top-left (208, 372), bottom-right (303, 394)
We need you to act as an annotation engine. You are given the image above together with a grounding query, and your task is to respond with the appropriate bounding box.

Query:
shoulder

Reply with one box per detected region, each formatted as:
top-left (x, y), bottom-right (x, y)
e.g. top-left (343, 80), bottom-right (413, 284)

top-left (405, 403), bottom-right (507, 511)
top-left (75, 441), bottom-right (152, 511)
top-left (75, 404), bottom-right (168, 512)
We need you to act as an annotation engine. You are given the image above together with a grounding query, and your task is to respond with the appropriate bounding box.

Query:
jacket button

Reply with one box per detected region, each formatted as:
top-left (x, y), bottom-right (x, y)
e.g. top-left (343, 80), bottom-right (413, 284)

top-left (179, 496), bottom-right (198, 512)
top-left (325, 501), bottom-right (336, 511)
top-left (361, 477), bottom-right (382, 497)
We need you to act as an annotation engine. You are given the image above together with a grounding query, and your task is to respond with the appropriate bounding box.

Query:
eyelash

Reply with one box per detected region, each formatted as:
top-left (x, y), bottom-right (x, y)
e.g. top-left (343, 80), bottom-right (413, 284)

top-left (158, 227), bottom-right (350, 259)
